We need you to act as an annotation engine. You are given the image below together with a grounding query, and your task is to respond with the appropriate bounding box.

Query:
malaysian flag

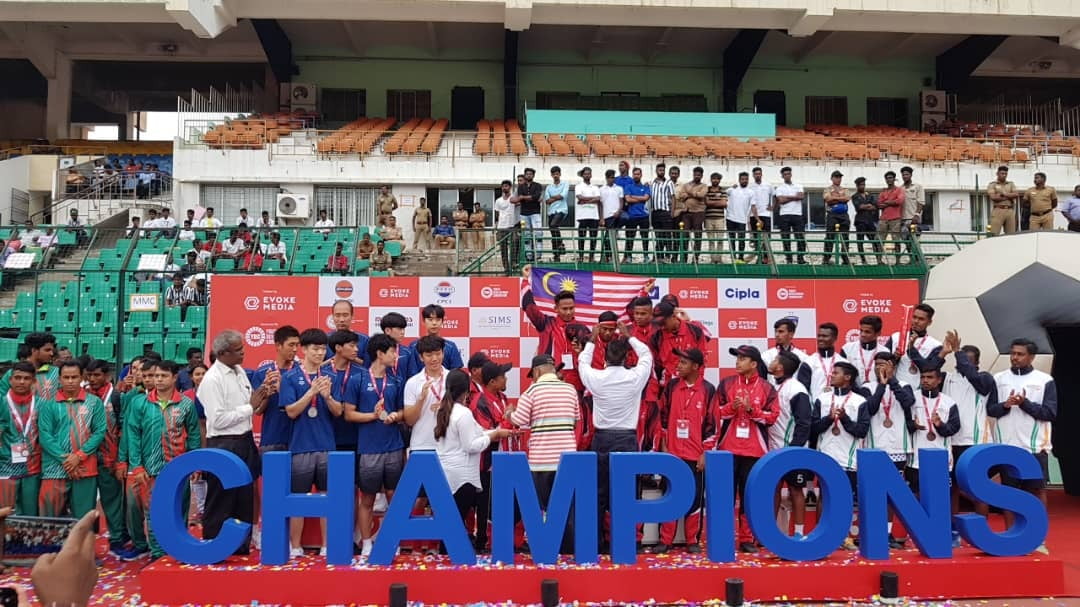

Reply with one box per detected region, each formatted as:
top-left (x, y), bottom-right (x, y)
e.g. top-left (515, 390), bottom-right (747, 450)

top-left (527, 267), bottom-right (653, 324)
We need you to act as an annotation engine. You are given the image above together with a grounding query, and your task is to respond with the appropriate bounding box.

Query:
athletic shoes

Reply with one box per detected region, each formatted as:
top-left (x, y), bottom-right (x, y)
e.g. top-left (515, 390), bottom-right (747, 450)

top-left (251, 527), bottom-right (262, 550)
top-left (649, 543), bottom-right (670, 554)
top-left (117, 547), bottom-right (149, 561)
top-left (739, 541), bottom-right (759, 554)
top-left (951, 530), bottom-right (962, 548)
top-left (108, 543), bottom-right (129, 559)
top-left (842, 538), bottom-right (858, 551)
top-left (318, 547), bottom-right (327, 557)
top-left (289, 547), bottom-right (304, 559)
top-left (792, 532), bottom-right (806, 541)
top-left (685, 543), bottom-right (702, 554)
top-left (888, 535), bottom-right (907, 550)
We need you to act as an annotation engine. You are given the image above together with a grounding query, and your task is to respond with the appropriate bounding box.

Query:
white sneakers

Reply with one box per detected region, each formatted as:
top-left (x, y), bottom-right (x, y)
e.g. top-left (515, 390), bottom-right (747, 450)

top-left (252, 527), bottom-right (262, 550)
top-left (374, 493), bottom-right (389, 514)
top-left (290, 547), bottom-right (304, 558)
top-left (361, 540), bottom-right (373, 559)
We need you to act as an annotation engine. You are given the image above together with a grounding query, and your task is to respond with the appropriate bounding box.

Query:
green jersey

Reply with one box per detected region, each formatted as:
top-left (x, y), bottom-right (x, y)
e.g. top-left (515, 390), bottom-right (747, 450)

top-left (0, 364), bottom-right (60, 402)
top-left (0, 392), bottom-right (39, 478)
top-left (38, 390), bottom-right (106, 480)
top-left (126, 389), bottom-right (201, 477)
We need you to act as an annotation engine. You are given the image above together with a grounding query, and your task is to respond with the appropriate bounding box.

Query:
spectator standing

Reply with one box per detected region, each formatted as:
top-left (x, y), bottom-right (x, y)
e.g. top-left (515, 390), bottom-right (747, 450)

top-left (774, 166), bottom-right (806, 265)
top-left (545, 166), bottom-right (569, 261)
top-left (598, 169), bottom-right (625, 263)
top-left (823, 170), bottom-right (851, 265)
top-left (314, 209), bottom-right (335, 235)
top-left (85, 359), bottom-right (128, 555)
top-left (876, 171), bottom-right (907, 262)
top-left (1023, 172), bottom-right (1058, 231)
top-left (513, 168), bottom-right (544, 263)
top-left (749, 167), bottom-right (774, 264)
top-left (852, 177), bottom-right (880, 263)
top-left (987, 165), bottom-right (1020, 235)
top-left (412, 199), bottom-right (433, 252)
top-left (622, 167), bottom-right (652, 263)
top-left (705, 172), bottom-right (727, 263)
top-left (575, 168), bottom-right (602, 263)
top-left (377, 185), bottom-right (398, 227)
top-left (1061, 185), bottom-right (1080, 232)
top-left (433, 216), bottom-right (456, 249)
top-left (452, 203), bottom-right (469, 241)
top-left (726, 172), bottom-right (753, 262)
top-left (900, 166), bottom-right (925, 237)
top-left (675, 167), bottom-right (708, 262)
top-left (614, 160), bottom-right (634, 191)
top-left (494, 180), bottom-right (519, 274)
top-left (197, 208), bottom-right (221, 229)
top-left (650, 163), bottom-right (675, 261)
top-left (469, 202), bottom-right (487, 250)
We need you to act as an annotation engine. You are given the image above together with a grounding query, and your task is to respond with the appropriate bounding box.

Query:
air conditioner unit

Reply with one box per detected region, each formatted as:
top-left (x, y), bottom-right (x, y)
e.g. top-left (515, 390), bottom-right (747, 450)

top-left (920, 90), bottom-right (946, 113)
top-left (276, 193), bottom-right (310, 219)
top-left (921, 112), bottom-right (947, 131)
top-left (288, 83), bottom-right (317, 110)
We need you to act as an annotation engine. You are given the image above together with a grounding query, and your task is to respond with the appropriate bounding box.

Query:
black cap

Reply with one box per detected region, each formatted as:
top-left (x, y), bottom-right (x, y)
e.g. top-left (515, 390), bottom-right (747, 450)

top-left (729, 345), bottom-right (763, 363)
top-left (854, 176), bottom-right (866, 184)
top-left (831, 170), bottom-right (843, 178)
top-left (530, 354), bottom-right (556, 370)
top-left (674, 348), bottom-right (705, 366)
top-left (467, 352), bottom-right (490, 370)
top-left (481, 361), bottom-right (513, 384)
top-left (653, 301), bottom-right (676, 319)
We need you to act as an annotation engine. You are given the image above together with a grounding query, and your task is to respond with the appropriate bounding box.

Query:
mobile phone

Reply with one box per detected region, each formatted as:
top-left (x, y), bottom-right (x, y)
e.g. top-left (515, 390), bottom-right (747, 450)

top-left (0, 587), bottom-right (18, 607)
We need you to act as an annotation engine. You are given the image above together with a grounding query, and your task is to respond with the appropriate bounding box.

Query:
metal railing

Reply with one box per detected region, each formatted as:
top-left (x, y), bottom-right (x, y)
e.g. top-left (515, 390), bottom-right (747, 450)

top-left (40, 170), bottom-right (174, 224)
top-left (0, 144), bottom-right (110, 163)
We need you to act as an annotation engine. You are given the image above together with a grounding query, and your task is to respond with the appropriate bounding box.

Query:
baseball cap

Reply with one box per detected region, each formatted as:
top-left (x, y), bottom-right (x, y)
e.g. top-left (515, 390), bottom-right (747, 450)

top-left (481, 361), bottom-right (513, 384)
top-left (530, 354), bottom-right (556, 370)
top-left (854, 176), bottom-right (866, 184)
top-left (674, 348), bottom-right (705, 366)
top-left (467, 352), bottom-right (490, 370)
top-left (653, 301), bottom-right (676, 319)
top-left (728, 344), bottom-right (763, 363)
top-left (831, 170), bottom-right (843, 178)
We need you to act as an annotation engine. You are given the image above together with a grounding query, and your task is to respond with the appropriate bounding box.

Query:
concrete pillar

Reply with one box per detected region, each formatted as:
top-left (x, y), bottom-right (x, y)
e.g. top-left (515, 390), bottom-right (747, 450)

top-left (45, 53), bottom-right (72, 141)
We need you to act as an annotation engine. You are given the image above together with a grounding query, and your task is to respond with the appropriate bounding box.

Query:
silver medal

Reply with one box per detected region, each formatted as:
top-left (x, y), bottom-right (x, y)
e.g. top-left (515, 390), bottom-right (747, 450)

top-left (307, 407), bottom-right (318, 418)
top-left (378, 410), bottom-right (389, 421)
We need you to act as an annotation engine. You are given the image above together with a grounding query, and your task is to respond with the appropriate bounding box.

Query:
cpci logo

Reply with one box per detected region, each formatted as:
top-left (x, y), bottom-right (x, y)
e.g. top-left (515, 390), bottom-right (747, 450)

top-left (434, 281), bottom-right (455, 299)
top-left (842, 299), bottom-right (859, 313)
top-left (243, 296), bottom-right (260, 311)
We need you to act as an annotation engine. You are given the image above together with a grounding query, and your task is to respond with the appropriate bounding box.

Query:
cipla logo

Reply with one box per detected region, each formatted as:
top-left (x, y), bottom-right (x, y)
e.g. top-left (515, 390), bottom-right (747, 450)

top-left (434, 281), bottom-right (455, 299)
top-left (724, 287), bottom-right (760, 300)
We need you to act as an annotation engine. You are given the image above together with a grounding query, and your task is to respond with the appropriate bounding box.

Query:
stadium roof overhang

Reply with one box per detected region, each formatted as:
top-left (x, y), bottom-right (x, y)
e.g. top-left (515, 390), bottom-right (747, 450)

top-left (2, 0), bottom-right (1080, 47)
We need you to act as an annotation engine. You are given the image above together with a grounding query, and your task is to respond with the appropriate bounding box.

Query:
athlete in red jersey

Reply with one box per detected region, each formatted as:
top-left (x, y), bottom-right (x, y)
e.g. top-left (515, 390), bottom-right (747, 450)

top-left (651, 301), bottom-right (709, 389)
top-left (521, 265), bottom-right (581, 392)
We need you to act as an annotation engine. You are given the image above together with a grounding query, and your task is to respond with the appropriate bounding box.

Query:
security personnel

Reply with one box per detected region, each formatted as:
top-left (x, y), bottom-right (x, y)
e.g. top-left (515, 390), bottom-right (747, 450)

top-left (987, 165), bottom-right (1021, 235)
top-left (823, 170), bottom-right (851, 264)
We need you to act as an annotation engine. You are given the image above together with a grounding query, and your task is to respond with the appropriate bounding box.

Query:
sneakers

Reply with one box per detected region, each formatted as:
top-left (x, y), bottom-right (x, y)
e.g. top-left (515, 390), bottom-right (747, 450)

top-left (739, 541), bottom-right (759, 554)
top-left (373, 493), bottom-right (389, 514)
top-left (361, 540), bottom-right (373, 559)
top-left (108, 544), bottom-right (129, 559)
top-left (289, 547), bottom-right (304, 559)
top-left (117, 547), bottom-right (150, 561)
top-left (888, 535), bottom-right (906, 550)
top-left (648, 543), bottom-right (670, 554)
top-left (251, 526), bottom-right (261, 550)
top-left (842, 538), bottom-right (858, 551)
top-left (792, 532), bottom-right (806, 541)
top-left (686, 543), bottom-right (702, 554)
top-left (951, 530), bottom-right (962, 549)
top-left (318, 547), bottom-right (327, 557)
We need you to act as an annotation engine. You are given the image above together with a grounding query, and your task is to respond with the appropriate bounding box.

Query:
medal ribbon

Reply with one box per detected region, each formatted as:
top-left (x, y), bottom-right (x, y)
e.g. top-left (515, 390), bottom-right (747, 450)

top-left (922, 393), bottom-right (941, 436)
top-left (7, 394), bottom-right (35, 438)
top-left (298, 368), bottom-right (321, 410)
top-left (832, 391), bottom-right (853, 432)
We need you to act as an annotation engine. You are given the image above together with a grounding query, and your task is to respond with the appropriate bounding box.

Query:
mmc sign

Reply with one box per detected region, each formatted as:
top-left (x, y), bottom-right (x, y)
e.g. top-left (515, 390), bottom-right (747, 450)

top-left (149, 445), bottom-right (1048, 566)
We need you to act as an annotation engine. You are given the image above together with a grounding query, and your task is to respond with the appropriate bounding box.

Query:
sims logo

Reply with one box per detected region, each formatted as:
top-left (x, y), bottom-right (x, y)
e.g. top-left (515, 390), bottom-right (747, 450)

top-left (433, 281), bottom-right (455, 299)
top-left (480, 314), bottom-right (514, 329)
top-left (724, 288), bottom-right (760, 301)
top-left (479, 285), bottom-right (509, 300)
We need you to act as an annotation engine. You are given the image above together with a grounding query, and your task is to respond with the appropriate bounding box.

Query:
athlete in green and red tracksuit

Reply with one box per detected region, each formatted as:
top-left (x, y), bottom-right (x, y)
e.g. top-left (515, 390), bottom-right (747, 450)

top-left (86, 359), bottom-right (129, 555)
top-left (114, 356), bottom-right (153, 560)
top-left (37, 360), bottom-right (106, 518)
top-left (124, 359), bottom-right (201, 560)
top-left (0, 362), bottom-right (42, 514)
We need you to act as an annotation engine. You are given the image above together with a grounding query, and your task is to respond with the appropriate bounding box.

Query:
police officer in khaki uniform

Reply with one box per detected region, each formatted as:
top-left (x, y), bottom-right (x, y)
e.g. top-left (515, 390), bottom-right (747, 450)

top-left (1023, 172), bottom-right (1058, 231)
top-left (987, 166), bottom-right (1021, 235)
top-left (377, 185), bottom-right (398, 226)
top-left (823, 170), bottom-right (851, 265)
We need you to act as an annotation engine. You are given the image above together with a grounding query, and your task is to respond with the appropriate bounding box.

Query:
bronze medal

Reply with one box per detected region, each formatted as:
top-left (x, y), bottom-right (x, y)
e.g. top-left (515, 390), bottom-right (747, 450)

top-left (926, 430), bottom-right (936, 441)
top-left (909, 363), bottom-right (918, 374)
top-left (883, 418), bottom-right (893, 428)
top-left (831, 426), bottom-right (842, 436)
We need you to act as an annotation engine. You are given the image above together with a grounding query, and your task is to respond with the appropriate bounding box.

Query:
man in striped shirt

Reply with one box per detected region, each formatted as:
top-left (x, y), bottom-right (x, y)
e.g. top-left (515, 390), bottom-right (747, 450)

top-left (509, 354), bottom-right (580, 554)
top-left (650, 163), bottom-right (675, 262)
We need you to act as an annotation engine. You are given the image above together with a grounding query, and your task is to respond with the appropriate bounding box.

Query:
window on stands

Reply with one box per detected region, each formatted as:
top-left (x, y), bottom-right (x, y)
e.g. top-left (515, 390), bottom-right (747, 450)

top-left (805, 96), bottom-right (849, 125)
top-left (866, 97), bottom-right (909, 128)
top-left (198, 185), bottom-right (280, 222)
top-left (313, 186), bottom-right (379, 226)
top-left (806, 190), bottom-right (827, 230)
top-left (970, 193), bottom-right (991, 232)
top-left (386, 90), bottom-right (431, 122)
top-left (535, 91), bottom-right (581, 110)
top-left (921, 192), bottom-right (937, 231)
top-left (322, 89), bottom-right (367, 124)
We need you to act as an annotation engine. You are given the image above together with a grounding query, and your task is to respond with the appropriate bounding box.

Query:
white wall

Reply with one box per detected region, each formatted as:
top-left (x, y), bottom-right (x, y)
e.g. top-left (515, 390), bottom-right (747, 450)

top-left (935, 190), bottom-right (972, 233)
top-left (0, 156), bottom-right (31, 225)
top-left (389, 184), bottom-right (426, 245)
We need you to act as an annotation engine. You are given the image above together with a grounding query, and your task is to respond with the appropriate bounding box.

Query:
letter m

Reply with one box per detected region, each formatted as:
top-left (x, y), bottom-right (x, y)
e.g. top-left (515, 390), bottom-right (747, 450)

top-left (491, 452), bottom-right (598, 565)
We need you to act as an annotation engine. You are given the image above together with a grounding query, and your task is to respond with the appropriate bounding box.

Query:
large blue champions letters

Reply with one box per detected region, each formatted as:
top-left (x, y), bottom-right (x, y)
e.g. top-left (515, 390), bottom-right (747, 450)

top-left (610, 452), bottom-right (694, 564)
top-left (261, 451), bottom-right (356, 566)
top-left (954, 444), bottom-right (1049, 556)
top-left (148, 448), bottom-right (252, 565)
top-left (490, 451), bottom-right (598, 565)
top-left (703, 450), bottom-right (735, 562)
top-left (745, 448), bottom-right (852, 561)
top-left (369, 451), bottom-right (474, 565)
top-left (857, 449), bottom-right (952, 559)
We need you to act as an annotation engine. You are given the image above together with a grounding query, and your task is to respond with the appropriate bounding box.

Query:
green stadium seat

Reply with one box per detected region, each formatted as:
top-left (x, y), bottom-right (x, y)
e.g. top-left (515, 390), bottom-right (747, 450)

top-left (370, 270), bottom-right (391, 277)
top-left (354, 260), bottom-right (371, 273)
top-left (0, 338), bottom-right (18, 362)
top-left (185, 306), bottom-right (207, 327)
top-left (83, 337), bottom-right (115, 360)
top-left (163, 306), bottom-right (183, 325)
top-left (384, 241), bottom-right (402, 257)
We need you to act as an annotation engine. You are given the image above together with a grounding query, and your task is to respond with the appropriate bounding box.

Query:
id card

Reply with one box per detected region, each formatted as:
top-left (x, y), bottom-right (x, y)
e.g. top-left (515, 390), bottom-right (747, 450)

top-left (562, 353), bottom-right (574, 369)
top-left (676, 419), bottom-right (690, 440)
top-left (735, 423), bottom-right (750, 439)
top-left (11, 441), bottom-right (28, 464)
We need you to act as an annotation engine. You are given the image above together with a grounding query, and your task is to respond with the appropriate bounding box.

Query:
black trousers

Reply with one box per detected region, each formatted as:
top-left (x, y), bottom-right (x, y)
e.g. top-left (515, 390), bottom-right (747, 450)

top-left (577, 219), bottom-right (600, 258)
top-left (752, 216), bottom-right (772, 261)
top-left (601, 216), bottom-right (620, 260)
top-left (623, 215), bottom-right (650, 253)
top-left (592, 428), bottom-right (638, 548)
top-left (651, 210), bottom-right (674, 255)
top-left (776, 214), bottom-right (807, 261)
top-left (440, 484), bottom-right (479, 554)
top-left (733, 454), bottom-right (757, 515)
top-left (854, 220), bottom-right (881, 260)
top-left (727, 219), bottom-right (747, 259)
top-left (548, 212), bottom-right (567, 255)
top-left (534, 470), bottom-right (574, 554)
top-left (824, 214), bottom-right (851, 263)
top-left (497, 227), bottom-right (520, 274)
top-left (204, 432), bottom-right (261, 554)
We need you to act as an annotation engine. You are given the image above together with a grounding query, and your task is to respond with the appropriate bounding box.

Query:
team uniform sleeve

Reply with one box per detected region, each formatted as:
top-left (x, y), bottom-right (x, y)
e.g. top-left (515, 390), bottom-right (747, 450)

top-left (864, 383), bottom-right (886, 416)
top-left (79, 398), bottom-right (107, 457)
top-left (701, 383), bottom-right (718, 450)
top-left (796, 363), bottom-right (813, 393)
top-left (445, 341), bottom-right (464, 371)
top-left (893, 381), bottom-right (916, 411)
top-left (954, 351), bottom-right (995, 395)
top-left (938, 403), bottom-right (961, 437)
top-left (754, 387), bottom-right (780, 425)
top-left (986, 387), bottom-right (1009, 419)
top-left (37, 402), bottom-right (66, 461)
top-left (127, 400), bottom-right (145, 471)
top-left (1019, 380), bottom-right (1058, 422)
top-left (810, 398), bottom-right (831, 436)
top-left (185, 402), bottom-right (202, 452)
top-left (627, 337), bottom-right (654, 391)
top-left (842, 402), bottom-right (871, 439)
top-left (521, 281), bottom-right (550, 333)
top-left (789, 392), bottom-right (812, 447)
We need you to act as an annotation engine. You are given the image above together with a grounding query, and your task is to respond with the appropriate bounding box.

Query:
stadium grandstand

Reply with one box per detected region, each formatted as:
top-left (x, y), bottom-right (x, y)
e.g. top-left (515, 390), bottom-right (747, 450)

top-left (1, 1), bottom-right (1080, 605)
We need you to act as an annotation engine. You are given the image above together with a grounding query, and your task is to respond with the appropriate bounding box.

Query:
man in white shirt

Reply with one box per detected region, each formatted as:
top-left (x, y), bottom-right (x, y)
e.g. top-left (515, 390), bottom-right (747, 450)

top-left (221, 229), bottom-right (246, 269)
top-left (236, 208), bottom-right (252, 226)
top-left (402, 335), bottom-right (450, 452)
top-left (494, 179), bottom-right (519, 274)
top-left (256, 211), bottom-right (276, 229)
top-left (841, 314), bottom-right (889, 387)
top-left (199, 329), bottom-right (274, 555)
top-left (762, 317), bottom-right (812, 389)
top-left (749, 167), bottom-right (774, 263)
top-left (578, 322), bottom-right (653, 553)
top-left (598, 169), bottom-right (624, 263)
top-left (197, 207), bottom-right (222, 229)
top-left (888, 303), bottom-right (944, 388)
top-left (177, 220), bottom-right (196, 241)
top-left (575, 167), bottom-right (602, 262)
top-left (773, 167), bottom-right (806, 265)
top-left (314, 209), bottom-right (335, 235)
top-left (261, 231), bottom-right (288, 269)
top-left (726, 172), bottom-right (753, 263)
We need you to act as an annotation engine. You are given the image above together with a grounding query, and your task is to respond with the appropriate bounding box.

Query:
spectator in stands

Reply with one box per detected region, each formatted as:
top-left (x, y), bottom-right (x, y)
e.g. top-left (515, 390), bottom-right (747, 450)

top-left (200, 233), bottom-right (222, 268)
top-left (434, 216), bottom-right (456, 249)
top-left (452, 202), bottom-right (469, 241)
top-left (494, 179), bottom-right (519, 274)
top-left (0, 239), bottom-right (11, 269)
top-left (1060, 185), bottom-right (1080, 232)
top-left (125, 216), bottom-right (142, 238)
top-left (185, 208), bottom-right (196, 226)
top-left (256, 210), bottom-right (275, 229)
top-left (378, 216), bottom-right (403, 244)
top-left (137, 166), bottom-right (155, 198)
top-left (514, 168), bottom-right (544, 263)
top-left (241, 239), bottom-right (264, 272)
top-left (370, 241), bottom-right (393, 274)
top-left (576, 168), bottom-right (601, 264)
top-left (545, 166), bottom-right (569, 261)
top-left (676, 167), bottom-right (708, 263)
top-left (1023, 172), bottom-right (1058, 231)
top-left (178, 220), bottom-right (196, 241)
top-left (65, 169), bottom-right (87, 194)
top-left (705, 172), bottom-right (727, 263)
top-left (165, 274), bottom-right (186, 307)
top-left (101, 165), bottom-right (118, 196)
top-left (774, 166), bottom-right (807, 265)
top-left (749, 167), bottom-right (773, 264)
top-left (325, 242), bottom-right (350, 274)
top-left (599, 169), bottom-right (624, 263)
top-left (469, 202), bottom-right (487, 251)
top-left (377, 185), bottom-right (398, 227)
top-left (823, 170), bottom-right (851, 265)
top-left (184, 278), bottom-right (210, 308)
top-left (412, 198), bottom-right (433, 251)
top-left (876, 170), bottom-right (907, 262)
top-left (197, 207), bottom-right (222, 229)
top-left (314, 209), bottom-right (335, 235)
top-left (622, 167), bottom-right (652, 263)
top-left (615, 160), bottom-right (634, 190)
top-left (158, 208), bottom-right (176, 237)
top-left (261, 231), bottom-right (288, 269)
top-left (179, 251), bottom-right (200, 278)
top-left (178, 348), bottom-right (204, 392)
top-left (66, 208), bottom-right (88, 246)
top-left (236, 208), bottom-right (252, 226)
top-left (55, 346), bottom-right (73, 363)
top-left (144, 209), bottom-right (160, 233)
top-left (987, 165), bottom-right (1020, 235)
top-left (221, 229), bottom-right (246, 269)
top-left (650, 163), bottom-right (675, 261)
top-left (356, 233), bottom-right (375, 260)
top-left (852, 177), bottom-right (881, 264)
top-left (900, 166), bottom-right (925, 234)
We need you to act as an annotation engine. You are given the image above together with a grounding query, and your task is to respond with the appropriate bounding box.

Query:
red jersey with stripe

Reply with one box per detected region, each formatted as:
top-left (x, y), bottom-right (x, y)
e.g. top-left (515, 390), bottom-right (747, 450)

top-left (660, 376), bottom-right (717, 461)
top-left (714, 374), bottom-right (779, 457)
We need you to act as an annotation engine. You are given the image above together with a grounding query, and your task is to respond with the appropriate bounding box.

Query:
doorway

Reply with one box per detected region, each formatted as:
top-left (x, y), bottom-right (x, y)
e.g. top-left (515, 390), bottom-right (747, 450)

top-left (451, 86), bottom-right (485, 130)
top-left (753, 90), bottom-right (787, 126)
top-left (1048, 326), bottom-right (1080, 495)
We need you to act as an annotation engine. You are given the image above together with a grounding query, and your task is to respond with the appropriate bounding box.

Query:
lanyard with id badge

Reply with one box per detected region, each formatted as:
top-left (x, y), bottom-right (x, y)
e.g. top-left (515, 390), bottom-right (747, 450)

top-left (675, 384), bottom-right (699, 441)
top-left (7, 395), bottom-right (35, 464)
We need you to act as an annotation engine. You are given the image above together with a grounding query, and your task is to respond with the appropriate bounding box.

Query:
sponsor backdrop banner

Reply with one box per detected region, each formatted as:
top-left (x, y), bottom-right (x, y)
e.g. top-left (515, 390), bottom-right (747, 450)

top-left (210, 274), bottom-right (918, 395)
